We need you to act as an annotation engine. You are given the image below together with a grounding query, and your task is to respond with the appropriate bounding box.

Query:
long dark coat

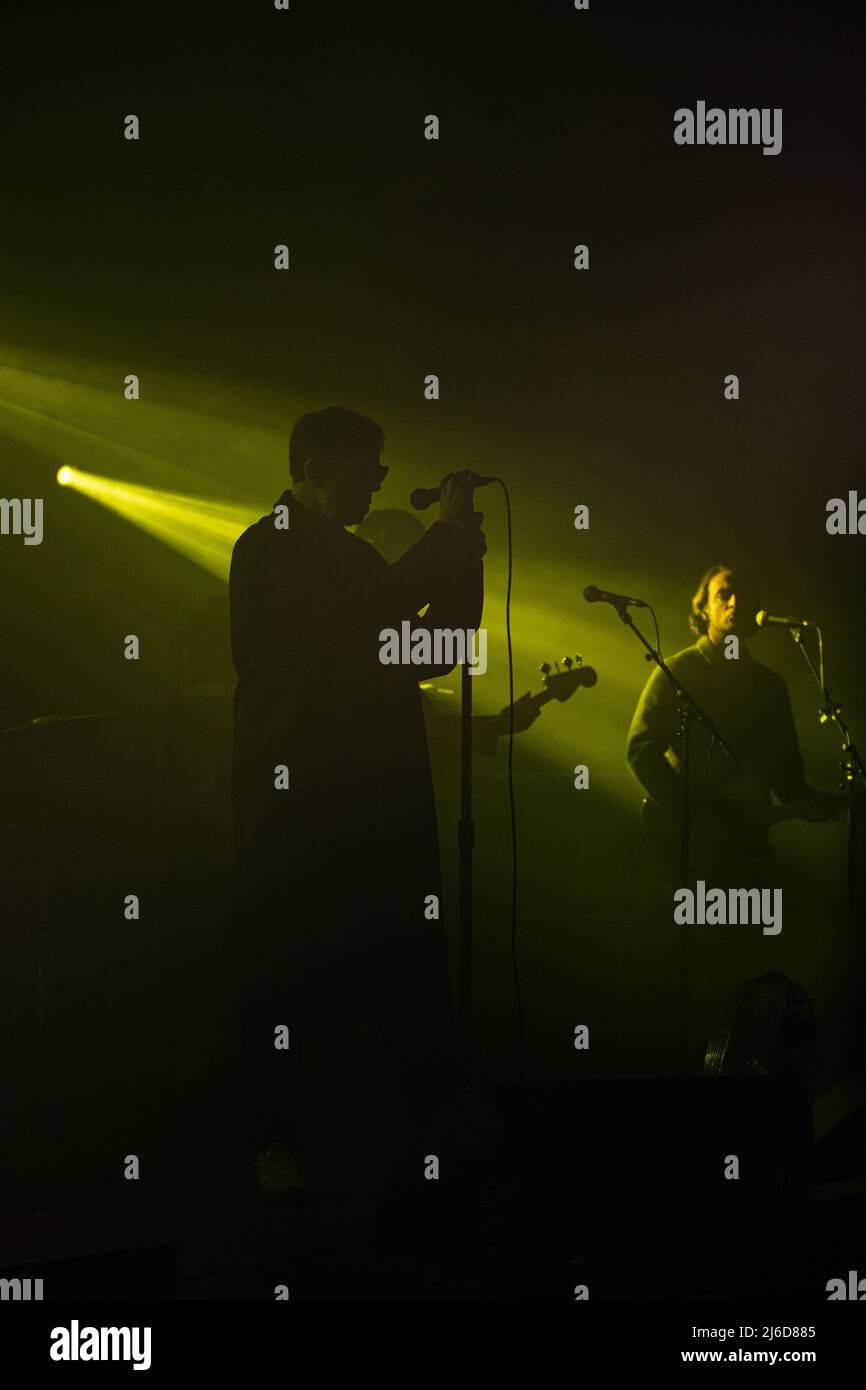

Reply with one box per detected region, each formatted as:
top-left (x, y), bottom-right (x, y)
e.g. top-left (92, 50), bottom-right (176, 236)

top-left (229, 490), bottom-right (483, 977)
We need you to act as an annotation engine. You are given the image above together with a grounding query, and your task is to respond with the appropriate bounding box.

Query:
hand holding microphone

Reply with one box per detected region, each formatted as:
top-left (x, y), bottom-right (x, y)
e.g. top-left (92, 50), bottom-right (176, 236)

top-left (410, 469), bottom-right (495, 513)
top-left (438, 469), bottom-right (481, 527)
top-left (432, 470), bottom-right (488, 559)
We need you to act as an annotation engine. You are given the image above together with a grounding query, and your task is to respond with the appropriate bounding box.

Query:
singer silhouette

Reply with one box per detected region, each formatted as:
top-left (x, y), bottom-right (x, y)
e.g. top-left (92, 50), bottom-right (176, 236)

top-left (228, 406), bottom-right (485, 1193)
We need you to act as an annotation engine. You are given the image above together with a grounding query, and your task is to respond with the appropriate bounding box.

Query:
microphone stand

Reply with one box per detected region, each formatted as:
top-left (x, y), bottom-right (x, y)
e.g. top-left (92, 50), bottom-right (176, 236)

top-left (788, 625), bottom-right (866, 909)
top-left (424, 476), bottom-right (498, 1084)
top-left (615, 603), bottom-right (740, 1070)
top-left (616, 605), bottom-right (740, 880)
top-left (433, 485), bottom-right (493, 1085)
top-left (457, 658), bottom-right (473, 1081)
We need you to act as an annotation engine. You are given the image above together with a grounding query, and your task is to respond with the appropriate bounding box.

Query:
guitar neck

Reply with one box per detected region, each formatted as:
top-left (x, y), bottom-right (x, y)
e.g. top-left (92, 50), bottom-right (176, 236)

top-left (529, 688), bottom-right (556, 710)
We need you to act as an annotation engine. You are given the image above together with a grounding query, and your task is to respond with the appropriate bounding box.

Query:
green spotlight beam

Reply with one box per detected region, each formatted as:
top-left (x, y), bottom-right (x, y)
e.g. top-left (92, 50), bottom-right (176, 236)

top-left (0, 361), bottom-right (286, 498)
top-left (58, 468), bottom-right (259, 581)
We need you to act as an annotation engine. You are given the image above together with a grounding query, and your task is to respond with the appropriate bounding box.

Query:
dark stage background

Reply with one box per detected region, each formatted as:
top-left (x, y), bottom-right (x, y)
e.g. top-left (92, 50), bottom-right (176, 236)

top-left (0, 0), bottom-right (864, 1302)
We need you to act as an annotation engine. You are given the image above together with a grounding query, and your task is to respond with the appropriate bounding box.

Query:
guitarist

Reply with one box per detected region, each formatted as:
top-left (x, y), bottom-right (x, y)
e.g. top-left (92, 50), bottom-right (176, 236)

top-left (626, 563), bottom-right (839, 1073)
top-left (626, 562), bottom-right (837, 880)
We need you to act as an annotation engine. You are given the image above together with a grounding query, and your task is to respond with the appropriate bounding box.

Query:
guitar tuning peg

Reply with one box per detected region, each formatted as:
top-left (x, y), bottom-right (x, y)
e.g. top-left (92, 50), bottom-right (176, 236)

top-left (540, 662), bottom-right (551, 676)
top-left (562, 657), bottom-right (573, 669)
top-left (575, 654), bottom-right (583, 666)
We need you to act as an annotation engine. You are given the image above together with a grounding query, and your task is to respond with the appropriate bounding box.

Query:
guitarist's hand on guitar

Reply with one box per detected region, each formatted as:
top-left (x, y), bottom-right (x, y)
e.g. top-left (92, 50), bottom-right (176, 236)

top-left (492, 692), bottom-right (541, 736)
top-left (643, 775), bottom-right (847, 880)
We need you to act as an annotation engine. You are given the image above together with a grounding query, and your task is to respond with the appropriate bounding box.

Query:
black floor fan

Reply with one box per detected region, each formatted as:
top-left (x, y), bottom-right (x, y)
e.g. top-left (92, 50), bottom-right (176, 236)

top-left (702, 971), bottom-right (818, 1086)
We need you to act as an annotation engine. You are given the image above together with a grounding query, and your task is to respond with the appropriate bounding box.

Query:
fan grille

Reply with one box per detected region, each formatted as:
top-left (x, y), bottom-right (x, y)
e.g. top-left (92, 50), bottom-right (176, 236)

top-left (702, 972), bottom-right (816, 1077)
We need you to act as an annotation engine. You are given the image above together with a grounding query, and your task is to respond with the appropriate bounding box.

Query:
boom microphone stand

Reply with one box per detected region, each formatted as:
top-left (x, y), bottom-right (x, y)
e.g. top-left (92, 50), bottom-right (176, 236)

top-left (607, 600), bottom-right (740, 1070)
top-left (614, 604), bottom-right (739, 881)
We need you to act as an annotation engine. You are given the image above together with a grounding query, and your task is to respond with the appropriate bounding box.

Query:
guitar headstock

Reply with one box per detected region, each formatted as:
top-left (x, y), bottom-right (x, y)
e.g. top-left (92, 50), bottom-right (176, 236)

top-left (539, 655), bottom-right (598, 701)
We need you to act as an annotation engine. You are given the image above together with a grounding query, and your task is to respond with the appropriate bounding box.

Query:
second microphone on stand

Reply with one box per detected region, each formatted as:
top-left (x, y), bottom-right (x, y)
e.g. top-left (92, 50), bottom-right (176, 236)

top-left (583, 584), bottom-right (648, 610)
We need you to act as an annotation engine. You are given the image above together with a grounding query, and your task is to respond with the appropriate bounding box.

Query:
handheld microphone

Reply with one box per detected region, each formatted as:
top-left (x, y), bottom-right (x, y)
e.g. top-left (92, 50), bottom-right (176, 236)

top-left (583, 584), bottom-right (649, 610)
top-left (755, 610), bottom-right (813, 629)
top-left (409, 472), bottom-right (496, 511)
